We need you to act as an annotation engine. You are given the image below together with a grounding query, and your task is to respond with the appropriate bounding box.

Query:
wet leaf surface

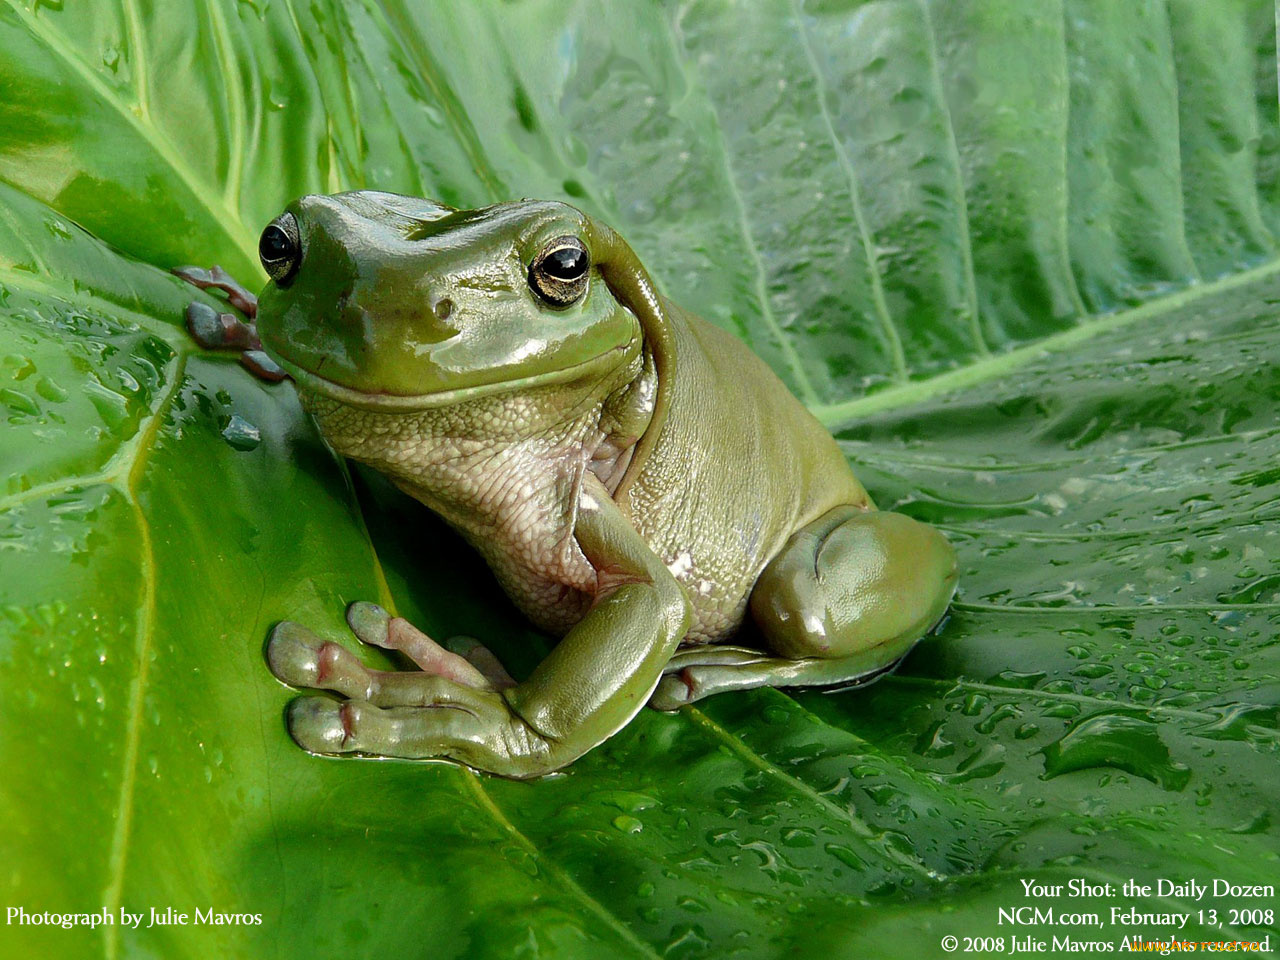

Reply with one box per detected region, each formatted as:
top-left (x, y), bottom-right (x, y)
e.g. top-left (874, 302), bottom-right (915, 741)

top-left (0, 1), bottom-right (1277, 957)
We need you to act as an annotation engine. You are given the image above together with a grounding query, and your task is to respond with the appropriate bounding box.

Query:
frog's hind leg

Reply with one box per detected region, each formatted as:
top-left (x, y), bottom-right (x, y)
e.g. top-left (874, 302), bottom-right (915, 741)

top-left (649, 643), bottom-right (906, 710)
top-left (650, 507), bottom-right (957, 711)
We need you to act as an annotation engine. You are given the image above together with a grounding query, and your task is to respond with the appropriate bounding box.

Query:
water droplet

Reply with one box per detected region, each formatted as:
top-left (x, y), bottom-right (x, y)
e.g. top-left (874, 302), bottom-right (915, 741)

top-left (915, 720), bottom-right (954, 758)
top-left (1228, 808), bottom-right (1270, 835)
top-left (0, 388), bottom-right (38, 416)
top-left (824, 842), bottom-right (866, 871)
top-left (763, 704), bottom-right (791, 724)
top-left (987, 669), bottom-right (1047, 689)
top-left (1072, 663), bottom-right (1112, 679)
top-left (781, 827), bottom-right (815, 848)
top-left (221, 414), bottom-right (261, 451)
top-left (34, 376), bottom-right (67, 402)
top-left (974, 702), bottom-right (1018, 734)
top-left (85, 381), bottom-right (134, 437)
top-left (1041, 713), bottom-right (1190, 790)
top-left (1041, 702), bottom-right (1080, 719)
top-left (594, 790), bottom-right (656, 813)
top-left (44, 217), bottom-right (73, 241)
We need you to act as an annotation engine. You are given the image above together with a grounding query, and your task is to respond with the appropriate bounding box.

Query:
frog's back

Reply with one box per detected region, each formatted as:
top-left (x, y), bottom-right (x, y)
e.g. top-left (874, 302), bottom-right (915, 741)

top-left (625, 301), bottom-right (869, 642)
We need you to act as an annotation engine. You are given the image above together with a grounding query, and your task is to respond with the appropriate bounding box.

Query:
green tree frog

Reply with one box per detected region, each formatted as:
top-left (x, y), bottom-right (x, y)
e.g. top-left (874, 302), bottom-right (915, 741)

top-left (177, 191), bottom-right (957, 778)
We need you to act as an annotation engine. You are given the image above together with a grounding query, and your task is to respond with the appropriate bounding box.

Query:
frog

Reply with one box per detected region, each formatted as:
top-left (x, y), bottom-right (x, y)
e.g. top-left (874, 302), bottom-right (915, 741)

top-left (177, 190), bottom-right (958, 779)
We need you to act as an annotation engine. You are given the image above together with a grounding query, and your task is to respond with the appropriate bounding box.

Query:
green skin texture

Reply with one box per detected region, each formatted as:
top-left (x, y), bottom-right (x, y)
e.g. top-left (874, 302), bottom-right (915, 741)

top-left (247, 190), bottom-right (958, 778)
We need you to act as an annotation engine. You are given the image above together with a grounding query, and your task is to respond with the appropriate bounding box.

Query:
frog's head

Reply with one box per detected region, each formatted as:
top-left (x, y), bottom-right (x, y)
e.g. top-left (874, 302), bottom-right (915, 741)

top-left (255, 191), bottom-right (663, 410)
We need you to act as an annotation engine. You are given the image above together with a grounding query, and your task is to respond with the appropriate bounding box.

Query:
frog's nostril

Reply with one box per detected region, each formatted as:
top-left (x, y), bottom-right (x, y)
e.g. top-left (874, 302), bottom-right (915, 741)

top-left (433, 297), bottom-right (454, 321)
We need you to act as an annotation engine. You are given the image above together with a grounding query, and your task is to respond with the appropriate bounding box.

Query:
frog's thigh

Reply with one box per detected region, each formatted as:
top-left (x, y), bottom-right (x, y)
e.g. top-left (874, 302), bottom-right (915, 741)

top-left (650, 508), bottom-right (956, 710)
top-left (752, 506), bottom-right (957, 660)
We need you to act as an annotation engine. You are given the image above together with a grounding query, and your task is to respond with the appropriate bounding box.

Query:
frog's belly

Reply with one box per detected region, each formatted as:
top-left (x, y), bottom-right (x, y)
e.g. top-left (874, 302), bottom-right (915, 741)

top-left (482, 510), bottom-right (762, 643)
top-left (507, 550), bottom-right (754, 643)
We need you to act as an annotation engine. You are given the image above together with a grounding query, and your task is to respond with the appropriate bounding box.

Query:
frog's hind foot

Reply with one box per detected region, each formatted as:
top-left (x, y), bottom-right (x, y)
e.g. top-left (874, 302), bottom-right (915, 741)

top-left (648, 644), bottom-right (912, 711)
top-left (174, 265), bottom-right (287, 382)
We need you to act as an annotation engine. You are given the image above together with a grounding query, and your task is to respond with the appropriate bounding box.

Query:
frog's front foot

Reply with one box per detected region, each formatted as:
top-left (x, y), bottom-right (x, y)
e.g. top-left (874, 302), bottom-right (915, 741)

top-left (266, 604), bottom-right (553, 777)
top-left (173, 265), bottom-right (287, 382)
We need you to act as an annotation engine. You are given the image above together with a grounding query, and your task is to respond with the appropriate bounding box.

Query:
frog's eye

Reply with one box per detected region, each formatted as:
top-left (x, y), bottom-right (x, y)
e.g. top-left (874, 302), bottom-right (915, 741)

top-left (529, 236), bottom-right (589, 307)
top-left (259, 213), bottom-right (301, 286)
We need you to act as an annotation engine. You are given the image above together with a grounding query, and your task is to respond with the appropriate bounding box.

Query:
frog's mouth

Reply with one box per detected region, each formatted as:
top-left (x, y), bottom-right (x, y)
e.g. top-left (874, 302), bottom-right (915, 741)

top-left (264, 335), bottom-right (640, 412)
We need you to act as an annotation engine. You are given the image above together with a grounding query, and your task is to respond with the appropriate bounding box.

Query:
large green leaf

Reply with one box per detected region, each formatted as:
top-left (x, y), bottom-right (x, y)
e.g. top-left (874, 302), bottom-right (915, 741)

top-left (1, 1), bottom-right (1277, 957)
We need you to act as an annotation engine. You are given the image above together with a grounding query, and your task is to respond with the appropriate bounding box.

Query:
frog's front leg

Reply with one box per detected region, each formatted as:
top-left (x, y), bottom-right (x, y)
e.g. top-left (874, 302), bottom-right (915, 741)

top-left (651, 507), bottom-right (957, 710)
top-left (173, 265), bottom-right (287, 382)
top-left (267, 476), bottom-right (692, 778)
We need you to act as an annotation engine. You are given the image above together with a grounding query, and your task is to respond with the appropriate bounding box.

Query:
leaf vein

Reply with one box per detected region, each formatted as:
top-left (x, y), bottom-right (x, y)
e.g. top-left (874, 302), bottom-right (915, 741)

top-left (683, 706), bottom-right (941, 880)
top-left (789, 0), bottom-right (908, 382)
top-left (1, 0), bottom-right (257, 265)
top-left (887, 675), bottom-right (1229, 725)
top-left (954, 600), bottom-right (1280, 614)
top-left (120, 0), bottom-right (149, 121)
top-left (662, 9), bottom-right (820, 407)
top-left (845, 425), bottom-right (1280, 473)
top-left (937, 509), bottom-right (1280, 542)
top-left (202, 0), bottom-right (247, 208)
top-left (916, 0), bottom-right (988, 357)
top-left (1053, 0), bottom-right (1088, 320)
top-left (458, 773), bottom-right (662, 959)
top-left (372, 0), bottom-right (504, 202)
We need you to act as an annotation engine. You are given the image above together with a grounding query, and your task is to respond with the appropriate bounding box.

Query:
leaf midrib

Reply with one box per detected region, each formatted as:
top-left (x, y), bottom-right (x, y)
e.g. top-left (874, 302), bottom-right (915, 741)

top-left (99, 353), bottom-right (189, 960)
top-left (811, 257), bottom-right (1280, 426)
top-left (846, 425), bottom-right (1280, 473)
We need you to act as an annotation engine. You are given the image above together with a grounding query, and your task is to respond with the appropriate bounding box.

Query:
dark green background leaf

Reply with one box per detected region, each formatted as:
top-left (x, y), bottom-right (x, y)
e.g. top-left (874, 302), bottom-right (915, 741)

top-left (0, 1), bottom-right (1277, 957)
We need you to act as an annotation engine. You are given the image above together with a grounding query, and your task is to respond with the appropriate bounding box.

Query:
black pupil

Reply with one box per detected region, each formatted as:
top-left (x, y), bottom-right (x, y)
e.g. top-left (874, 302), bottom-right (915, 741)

top-left (260, 224), bottom-right (293, 262)
top-left (543, 246), bottom-right (587, 280)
